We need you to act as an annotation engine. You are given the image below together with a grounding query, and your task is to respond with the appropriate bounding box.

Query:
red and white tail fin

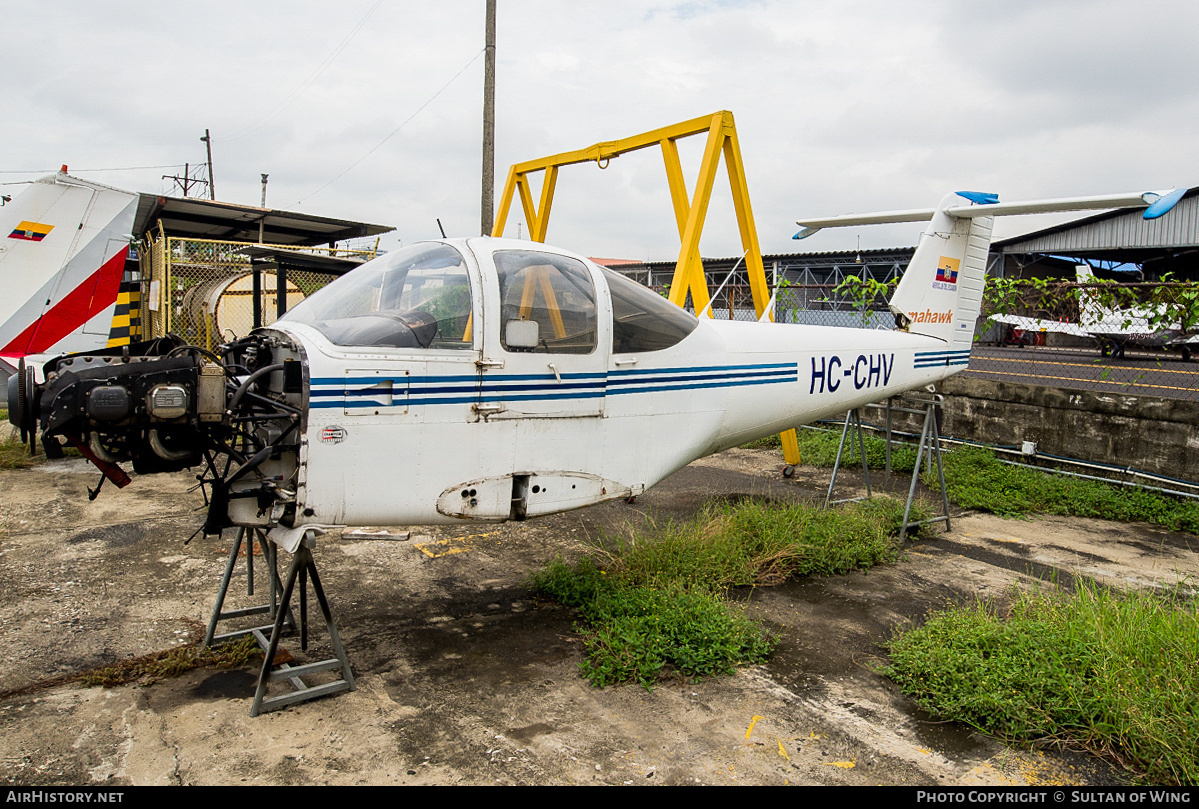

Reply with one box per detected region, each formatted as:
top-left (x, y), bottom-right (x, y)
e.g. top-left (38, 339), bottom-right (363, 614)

top-left (0, 170), bottom-right (137, 380)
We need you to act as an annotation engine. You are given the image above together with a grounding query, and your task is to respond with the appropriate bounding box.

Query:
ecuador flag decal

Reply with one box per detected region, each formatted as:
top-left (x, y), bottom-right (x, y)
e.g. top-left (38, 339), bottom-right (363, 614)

top-left (8, 220), bottom-right (55, 242)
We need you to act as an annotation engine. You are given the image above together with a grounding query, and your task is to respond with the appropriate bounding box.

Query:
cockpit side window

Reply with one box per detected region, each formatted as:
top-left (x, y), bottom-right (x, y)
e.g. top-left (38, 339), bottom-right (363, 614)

top-left (602, 267), bottom-right (698, 353)
top-left (280, 242), bottom-right (474, 349)
top-left (495, 250), bottom-right (597, 354)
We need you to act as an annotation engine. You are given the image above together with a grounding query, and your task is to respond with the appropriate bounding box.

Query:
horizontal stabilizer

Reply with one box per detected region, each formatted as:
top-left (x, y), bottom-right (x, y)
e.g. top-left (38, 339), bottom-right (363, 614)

top-left (794, 189), bottom-right (1183, 238)
top-left (793, 205), bottom-right (947, 239)
top-left (1143, 188), bottom-right (1186, 219)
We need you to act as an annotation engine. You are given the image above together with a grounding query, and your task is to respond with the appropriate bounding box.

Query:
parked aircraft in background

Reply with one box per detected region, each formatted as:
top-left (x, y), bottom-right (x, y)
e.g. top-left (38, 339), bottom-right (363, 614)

top-left (990, 264), bottom-right (1199, 360)
top-left (0, 169), bottom-right (137, 385)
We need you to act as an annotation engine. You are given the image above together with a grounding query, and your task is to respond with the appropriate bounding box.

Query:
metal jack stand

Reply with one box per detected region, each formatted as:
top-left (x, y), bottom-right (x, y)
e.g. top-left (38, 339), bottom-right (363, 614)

top-left (822, 394), bottom-right (952, 541)
top-left (250, 530), bottom-right (356, 716)
top-left (824, 408), bottom-right (872, 506)
top-left (204, 527), bottom-right (295, 647)
top-left (892, 393), bottom-right (952, 542)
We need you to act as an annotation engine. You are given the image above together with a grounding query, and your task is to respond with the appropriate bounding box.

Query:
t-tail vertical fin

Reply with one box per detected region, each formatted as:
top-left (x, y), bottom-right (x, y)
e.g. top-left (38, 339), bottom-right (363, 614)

top-left (0, 171), bottom-right (137, 371)
top-left (888, 192), bottom-right (994, 351)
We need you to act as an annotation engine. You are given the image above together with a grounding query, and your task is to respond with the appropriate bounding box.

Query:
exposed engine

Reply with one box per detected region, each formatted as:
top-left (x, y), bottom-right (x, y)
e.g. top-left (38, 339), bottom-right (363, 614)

top-left (7, 333), bottom-right (306, 536)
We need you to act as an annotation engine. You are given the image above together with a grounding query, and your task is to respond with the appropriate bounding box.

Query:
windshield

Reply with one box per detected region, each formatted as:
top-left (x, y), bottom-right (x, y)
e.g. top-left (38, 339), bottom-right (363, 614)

top-left (280, 242), bottom-right (474, 349)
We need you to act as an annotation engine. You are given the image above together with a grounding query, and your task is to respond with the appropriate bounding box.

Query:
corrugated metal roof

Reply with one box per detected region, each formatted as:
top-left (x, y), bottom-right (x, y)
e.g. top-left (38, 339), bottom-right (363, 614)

top-left (133, 194), bottom-right (394, 247)
top-left (995, 187), bottom-right (1199, 255)
top-left (629, 247), bottom-right (914, 270)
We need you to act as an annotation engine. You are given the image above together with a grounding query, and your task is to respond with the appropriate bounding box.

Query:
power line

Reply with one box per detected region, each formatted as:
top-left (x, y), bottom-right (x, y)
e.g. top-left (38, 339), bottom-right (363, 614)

top-left (220, 0), bottom-right (384, 143)
top-left (162, 163), bottom-right (211, 198)
top-left (295, 47), bottom-right (485, 207)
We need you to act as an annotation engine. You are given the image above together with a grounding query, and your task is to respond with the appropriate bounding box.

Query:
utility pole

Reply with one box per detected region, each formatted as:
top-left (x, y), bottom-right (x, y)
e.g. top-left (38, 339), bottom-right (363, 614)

top-left (162, 163), bottom-right (208, 198)
top-left (259, 174), bottom-right (269, 244)
top-left (201, 129), bottom-right (216, 200)
top-left (481, 0), bottom-right (496, 236)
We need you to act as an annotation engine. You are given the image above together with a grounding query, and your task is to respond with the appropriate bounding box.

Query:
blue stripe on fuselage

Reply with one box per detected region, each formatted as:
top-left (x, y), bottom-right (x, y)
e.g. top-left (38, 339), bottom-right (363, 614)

top-left (309, 362), bottom-right (798, 410)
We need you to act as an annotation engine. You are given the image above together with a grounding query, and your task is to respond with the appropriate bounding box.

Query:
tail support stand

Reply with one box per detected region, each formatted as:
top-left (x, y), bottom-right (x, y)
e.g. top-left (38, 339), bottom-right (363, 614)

top-left (824, 408), bottom-right (872, 507)
top-left (822, 394), bottom-right (952, 541)
top-left (895, 393), bottom-right (952, 542)
top-left (250, 529), bottom-right (356, 716)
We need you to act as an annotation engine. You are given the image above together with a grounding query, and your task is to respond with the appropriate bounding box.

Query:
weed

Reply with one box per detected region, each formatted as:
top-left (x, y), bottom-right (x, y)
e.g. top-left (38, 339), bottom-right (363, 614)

top-left (1, 409), bottom-right (37, 470)
top-left (744, 426), bottom-right (919, 472)
top-left (938, 445), bottom-right (1199, 531)
top-left (78, 635), bottom-right (261, 688)
top-left (748, 429), bottom-right (1199, 532)
top-left (1, 408), bottom-right (80, 469)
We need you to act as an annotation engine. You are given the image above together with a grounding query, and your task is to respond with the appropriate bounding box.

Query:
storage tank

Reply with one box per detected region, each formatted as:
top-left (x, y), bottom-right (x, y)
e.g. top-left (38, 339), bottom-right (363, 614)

top-left (181, 271), bottom-right (305, 344)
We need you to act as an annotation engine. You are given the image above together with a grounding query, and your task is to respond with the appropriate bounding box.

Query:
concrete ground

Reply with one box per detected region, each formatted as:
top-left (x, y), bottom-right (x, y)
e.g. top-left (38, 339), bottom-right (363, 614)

top-left (1, 448), bottom-right (1196, 786)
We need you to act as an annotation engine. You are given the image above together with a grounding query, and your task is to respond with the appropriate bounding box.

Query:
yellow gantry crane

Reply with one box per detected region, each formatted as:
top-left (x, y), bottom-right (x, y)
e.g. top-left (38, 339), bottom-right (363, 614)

top-left (491, 110), bottom-right (802, 465)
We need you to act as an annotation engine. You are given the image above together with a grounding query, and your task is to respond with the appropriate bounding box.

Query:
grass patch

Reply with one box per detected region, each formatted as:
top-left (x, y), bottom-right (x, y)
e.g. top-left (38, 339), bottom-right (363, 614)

top-left (530, 496), bottom-right (928, 689)
top-left (0, 438), bottom-right (35, 470)
top-left (0, 408), bottom-right (38, 470)
top-left (1, 407), bottom-right (80, 469)
top-left (750, 428), bottom-right (1199, 532)
top-left (531, 563), bottom-right (775, 688)
top-left (940, 445), bottom-right (1199, 531)
top-left (0, 626), bottom-right (262, 703)
top-left (745, 426), bottom-right (920, 473)
top-left (883, 583), bottom-right (1199, 785)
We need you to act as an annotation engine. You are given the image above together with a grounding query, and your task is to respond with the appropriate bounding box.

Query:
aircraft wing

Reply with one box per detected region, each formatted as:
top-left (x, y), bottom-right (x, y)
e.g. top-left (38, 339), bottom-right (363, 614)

top-left (989, 314), bottom-right (1093, 337)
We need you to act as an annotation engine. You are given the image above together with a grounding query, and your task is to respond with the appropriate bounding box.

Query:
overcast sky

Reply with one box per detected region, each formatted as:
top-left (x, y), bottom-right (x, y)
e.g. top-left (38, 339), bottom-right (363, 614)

top-left (4, 0), bottom-right (1197, 259)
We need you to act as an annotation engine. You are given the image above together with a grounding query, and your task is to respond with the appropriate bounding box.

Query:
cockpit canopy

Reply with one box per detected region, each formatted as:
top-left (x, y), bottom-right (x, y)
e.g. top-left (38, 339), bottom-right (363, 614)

top-left (279, 240), bottom-right (697, 353)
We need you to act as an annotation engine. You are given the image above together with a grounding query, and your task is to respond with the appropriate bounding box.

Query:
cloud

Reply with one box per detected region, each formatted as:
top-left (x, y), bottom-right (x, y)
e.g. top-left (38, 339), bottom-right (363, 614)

top-left (4, 0), bottom-right (1196, 257)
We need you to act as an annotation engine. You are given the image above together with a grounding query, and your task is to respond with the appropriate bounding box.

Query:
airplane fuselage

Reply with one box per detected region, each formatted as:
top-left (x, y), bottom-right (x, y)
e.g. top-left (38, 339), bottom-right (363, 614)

top-left (264, 247), bottom-right (967, 527)
top-left (13, 195), bottom-right (1000, 537)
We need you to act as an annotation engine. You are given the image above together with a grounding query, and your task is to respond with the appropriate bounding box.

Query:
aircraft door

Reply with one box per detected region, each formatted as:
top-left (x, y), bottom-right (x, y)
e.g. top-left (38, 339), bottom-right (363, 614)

top-left (478, 248), bottom-right (608, 419)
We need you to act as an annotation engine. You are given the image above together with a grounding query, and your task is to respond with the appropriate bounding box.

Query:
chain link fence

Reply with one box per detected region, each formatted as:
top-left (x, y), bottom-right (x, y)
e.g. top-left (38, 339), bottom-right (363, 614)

top-left (666, 282), bottom-right (898, 329)
top-left (666, 277), bottom-right (1199, 401)
top-left (969, 278), bottom-right (1199, 400)
top-left (138, 228), bottom-right (377, 351)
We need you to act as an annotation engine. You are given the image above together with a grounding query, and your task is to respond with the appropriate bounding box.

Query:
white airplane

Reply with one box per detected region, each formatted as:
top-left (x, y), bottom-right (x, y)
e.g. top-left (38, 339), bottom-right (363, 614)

top-left (0, 169), bottom-right (138, 385)
top-left (990, 264), bottom-right (1198, 360)
top-left (8, 189), bottom-right (1180, 541)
